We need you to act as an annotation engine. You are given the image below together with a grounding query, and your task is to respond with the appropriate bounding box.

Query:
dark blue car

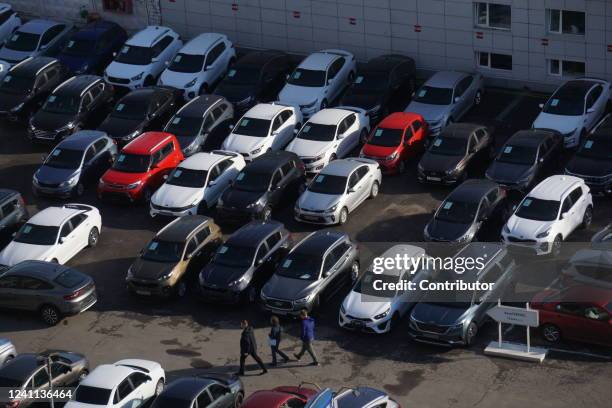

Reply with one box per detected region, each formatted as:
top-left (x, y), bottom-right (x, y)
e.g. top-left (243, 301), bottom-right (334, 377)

top-left (56, 21), bottom-right (127, 75)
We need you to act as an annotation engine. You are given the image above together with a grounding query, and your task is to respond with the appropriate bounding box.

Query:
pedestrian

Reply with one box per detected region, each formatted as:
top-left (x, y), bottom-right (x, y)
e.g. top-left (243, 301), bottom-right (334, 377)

top-left (268, 315), bottom-right (290, 366)
top-left (236, 319), bottom-right (267, 376)
top-left (293, 309), bottom-right (319, 366)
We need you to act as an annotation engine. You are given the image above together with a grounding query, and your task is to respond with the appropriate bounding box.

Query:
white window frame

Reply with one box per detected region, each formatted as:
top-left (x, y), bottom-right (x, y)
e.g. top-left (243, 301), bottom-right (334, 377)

top-left (476, 52), bottom-right (513, 71)
top-left (547, 9), bottom-right (585, 35)
top-left (474, 2), bottom-right (511, 30)
top-left (548, 59), bottom-right (586, 77)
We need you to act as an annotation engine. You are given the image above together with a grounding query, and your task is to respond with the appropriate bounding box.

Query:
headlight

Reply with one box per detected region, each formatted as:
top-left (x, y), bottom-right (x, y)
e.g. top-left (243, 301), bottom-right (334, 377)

top-left (159, 269), bottom-right (174, 281)
top-left (126, 181), bottom-right (142, 190)
top-left (61, 122), bottom-right (76, 131)
top-left (131, 72), bottom-right (144, 81)
top-left (251, 146), bottom-right (263, 155)
top-left (294, 294), bottom-right (313, 305)
top-left (76, 64), bottom-right (89, 74)
top-left (450, 322), bottom-right (464, 331)
top-left (536, 229), bottom-right (550, 238)
top-left (60, 172), bottom-right (80, 187)
top-left (503, 224), bottom-right (510, 234)
top-left (561, 129), bottom-right (577, 139)
top-left (340, 303), bottom-right (346, 314)
top-left (126, 266), bottom-right (134, 279)
top-left (429, 119), bottom-right (442, 127)
top-left (312, 154), bottom-right (325, 162)
top-left (417, 163), bottom-right (424, 173)
top-left (385, 151), bottom-right (398, 161)
top-left (325, 204), bottom-right (337, 213)
top-left (246, 199), bottom-right (263, 209)
top-left (10, 102), bottom-right (24, 112)
top-left (184, 78), bottom-right (197, 88)
top-left (300, 100), bottom-right (317, 109)
top-left (228, 276), bottom-right (247, 288)
top-left (373, 308), bottom-right (390, 320)
top-left (122, 130), bottom-right (140, 141)
top-left (445, 167), bottom-right (458, 175)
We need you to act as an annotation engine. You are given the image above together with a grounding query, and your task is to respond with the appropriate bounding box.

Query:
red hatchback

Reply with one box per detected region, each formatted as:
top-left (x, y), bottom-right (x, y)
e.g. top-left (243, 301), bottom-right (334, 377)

top-left (98, 132), bottom-right (183, 203)
top-left (241, 385), bottom-right (318, 408)
top-left (360, 112), bottom-right (428, 174)
top-left (532, 285), bottom-right (612, 347)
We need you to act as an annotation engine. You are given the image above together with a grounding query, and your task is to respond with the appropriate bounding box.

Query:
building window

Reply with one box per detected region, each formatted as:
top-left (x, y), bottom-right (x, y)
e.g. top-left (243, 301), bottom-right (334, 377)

top-left (548, 9), bottom-right (585, 35)
top-left (475, 3), bottom-right (511, 30)
top-left (549, 59), bottom-right (585, 77)
top-left (477, 52), bottom-right (513, 70)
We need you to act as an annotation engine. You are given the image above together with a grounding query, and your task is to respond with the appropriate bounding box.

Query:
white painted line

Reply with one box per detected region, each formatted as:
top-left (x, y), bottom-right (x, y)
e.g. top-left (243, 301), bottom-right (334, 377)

top-left (495, 93), bottom-right (525, 121)
top-left (548, 347), bottom-right (612, 360)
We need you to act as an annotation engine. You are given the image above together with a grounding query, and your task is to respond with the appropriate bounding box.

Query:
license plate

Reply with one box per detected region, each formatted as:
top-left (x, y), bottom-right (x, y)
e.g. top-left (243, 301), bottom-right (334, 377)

top-left (427, 176), bottom-right (441, 182)
top-left (303, 215), bottom-right (318, 221)
top-left (422, 332), bottom-right (439, 339)
top-left (351, 320), bottom-right (365, 327)
top-left (136, 290), bottom-right (151, 296)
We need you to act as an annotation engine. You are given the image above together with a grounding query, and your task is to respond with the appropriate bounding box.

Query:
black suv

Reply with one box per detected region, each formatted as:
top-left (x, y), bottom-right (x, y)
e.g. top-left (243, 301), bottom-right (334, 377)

top-left (199, 220), bottom-right (292, 304)
top-left (28, 75), bottom-right (113, 143)
top-left (98, 86), bottom-right (180, 144)
top-left (0, 57), bottom-right (68, 123)
top-left (217, 151), bottom-right (305, 223)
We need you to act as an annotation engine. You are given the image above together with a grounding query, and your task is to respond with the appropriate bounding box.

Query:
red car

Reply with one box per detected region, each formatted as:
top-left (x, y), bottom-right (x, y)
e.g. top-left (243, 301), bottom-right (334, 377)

top-left (360, 112), bottom-right (428, 174)
top-left (98, 132), bottom-right (184, 203)
top-left (241, 385), bottom-right (318, 408)
top-left (531, 285), bottom-right (612, 347)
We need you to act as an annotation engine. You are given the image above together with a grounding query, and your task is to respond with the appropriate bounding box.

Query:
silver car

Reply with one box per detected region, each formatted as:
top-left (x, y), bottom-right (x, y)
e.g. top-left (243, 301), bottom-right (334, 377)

top-left (0, 20), bottom-right (74, 65)
top-left (0, 339), bottom-right (16, 366)
top-left (405, 71), bottom-right (484, 138)
top-left (294, 158), bottom-right (382, 225)
top-left (0, 189), bottom-right (28, 241)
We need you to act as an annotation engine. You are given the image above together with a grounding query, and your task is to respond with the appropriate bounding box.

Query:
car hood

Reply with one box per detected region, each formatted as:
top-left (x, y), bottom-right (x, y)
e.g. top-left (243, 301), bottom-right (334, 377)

top-left (405, 101), bottom-right (449, 122)
top-left (130, 257), bottom-right (175, 280)
top-left (222, 188), bottom-right (263, 208)
top-left (0, 92), bottom-right (28, 111)
top-left (419, 152), bottom-right (462, 172)
top-left (298, 191), bottom-right (339, 212)
top-left (57, 54), bottom-right (91, 73)
top-left (0, 48), bottom-right (33, 65)
top-left (341, 90), bottom-right (382, 110)
top-left (263, 274), bottom-right (319, 300)
top-left (286, 138), bottom-right (331, 158)
top-left (0, 242), bottom-right (54, 267)
top-left (32, 111), bottom-right (73, 131)
top-left (426, 218), bottom-right (470, 242)
top-left (152, 184), bottom-right (203, 208)
top-left (505, 215), bottom-right (554, 239)
top-left (215, 82), bottom-right (255, 103)
top-left (411, 302), bottom-right (469, 326)
top-left (361, 143), bottom-right (397, 158)
top-left (223, 133), bottom-right (266, 153)
top-left (566, 155), bottom-right (612, 177)
top-left (105, 61), bottom-right (151, 80)
top-left (342, 290), bottom-right (390, 319)
top-left (532, 113), bottom-right (582, 134)
top-left (278, 84), bottom-right (322, 106)
top-left (36, 166), bottom-right (79, 185)
top-left (486, 161), bottom-right (532, 184)
top-left (160, 69), bottom-right (197, 88)
top-left (98, 116), bottom-right (144, 139)
top-left (101, 169), bottom-right (146, 185)
top-left (201, 263), bottom-right (250, 287)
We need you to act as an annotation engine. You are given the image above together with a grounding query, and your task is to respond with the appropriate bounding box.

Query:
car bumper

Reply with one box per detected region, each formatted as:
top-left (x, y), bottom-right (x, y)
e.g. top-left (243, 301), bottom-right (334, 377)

top-left (32, 182), bottom-right (75, 198)
top-left (299, 105), bottom-right (319, 119)
top-left (0, 110), bottom-right (20, 122)
top-left (62, 290), bottom-right (98, 315)
top-left (301, 159), bottom-right (327, 178)
top-left (417, 171), bottom-right (461, 185)
top-left (199, 285), bottom-right (242, 304)
top-left (98, 187), bottom-right (142, 203)
top-left (502, 234), bottom-right (553, 255)
top-left (338, 312), bottom-right (391, 334)
top-left (361, 155), bottom-right (402, 174)
top-left (150, 204), bottom-right (198, 218)
top-left (127, 279), bottom-right (174, 297)
top-left (407, 321), bottom-right (466, 346)
top-left (28, 128), bottom-right (71, 143)
top-left (105, 76), bottom-right (143, 91)
top-left (217, 205), bottom-right (262, 223)
top-left (294, 208), bottom-right (338, 225)
top-left (261, 297), bottom-right (313, 316)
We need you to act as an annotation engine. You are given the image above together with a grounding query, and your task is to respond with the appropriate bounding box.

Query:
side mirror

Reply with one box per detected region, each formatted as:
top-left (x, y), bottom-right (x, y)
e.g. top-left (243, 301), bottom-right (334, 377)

top-left (59, 237), bottom-right (66, 244)
top-left (293, 128), bottom-right (299, 135)
top-left (164, 61), bottom-right (170, 66)
top-left (561, 212), bottom-right (569, 220)
top-left (337, 133), bottom-right (346, 140)
top-left (454, 97), bottom-right (460, 103)
top-left (587, 107), bottom-right (595, 114)
top-left (11, 232), bottom-right (16, 238)
top-left (327, 79), bottom-right (332, 85)
top-left (162, 174), bottom-right (168, 180)
top-left (208, 179), bottom-right (217, 187)
top-left (285, 74), bottom-right (290, 80)
top-left (228, 123), bottom-right (234, 130)
top-left (151, 57), bottom-right (159, 63)
top-left (512, 204), bottom-right (517, 211)
top-left (539, 157), bottom-right (544, 163)
top-left (469, 147), bottom-right (476, 154)
top-left (348, 187), bottom-right (356, 193)
top-left (145, 376), bottom-right (152, 382)
top-left (324, 270), bottom-right (332, 277)
top-left (271, 130), bottom-right (278, 136)
top-left (112, 51), bottom-right (117, 57)
top-left (538, 103), bottom-right (544, 109)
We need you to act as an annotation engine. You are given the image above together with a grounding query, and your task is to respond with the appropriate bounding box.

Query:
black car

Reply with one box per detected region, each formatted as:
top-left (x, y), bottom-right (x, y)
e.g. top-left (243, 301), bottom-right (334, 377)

top-left (215, 50), bottom-right (293, 114)
top-left (424, 179), bottom-right (508, 243)
top-left (565, 113), bottom-right (612, 196)
top-left (486, 129), bottom-right (563, 191)
top-left (163, 94), bottom-right (234, 156)
top-left (341, 54), bottom-right (416, 123)
top-left (28, 75), bottom-right (113, 143)
top-left (0, 57), bottom-right (68, 123)
top-left (217, 151), bottom-right (305, 223)
top-left (98, 86), bottom-right (180, 144)
top-left (417, 123), bottom-right (493, 185)
top-left (199, 220), bottom-right (291, 304)
top-left (151, 374), bottom-right (244, 408)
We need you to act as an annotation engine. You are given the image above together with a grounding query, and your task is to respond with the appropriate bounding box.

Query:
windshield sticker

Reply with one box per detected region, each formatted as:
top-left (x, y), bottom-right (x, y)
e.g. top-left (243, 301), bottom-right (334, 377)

top-left (236, 172), bottom-right (245, 181)
top-left (443, 201), bottom-right (453, 210)
top-left (67, 40), bottom-right (75, 48)
top-left (240, 119), bottom-right (250, 126)
top-left (10, 34), bottom-right (18, 41)
top-left (584, 140), bottom-right (594, 149)
top-left (52, 149), bottom-right (61, 157)
top-left (121, 46), bottom-right (129, 54)
top-left (172, 117), bottom-right (181, 124)
top-left (503, 146), bottom-right (513, 154)
top-left (219, 246), bottom-right (228, 254)
top-left (355, 76), bottom-right (364, 84)
top-left (433, 138), bottom-right (442, 147)
top-left (174, 54), bottom-right (182, 62)
top-left (374, 129), bottom-right (383, 137)
top-left (148, 241), bottom-right (159, 250)
top-left (315, 175), bottom-right (325, 183)
top-left (22, 225), bottom-right (32, 234)
top-left (282, 259), bottom-right (292, 268)
top-left (116, 103), bottom-right (125, 112)
top-left (550, 99), bottom-right (559, 107)
top-left (292, 71), bottom-right (302, 79)
top-left (523, 198), bottom-right (533, 207)
top-left (117, 154), bottom-right (126, 163)
top-left (299, 274), bottom-right (311, 279)
top-left (48, 95), bottom-right (56, 103)
top-left (303, 125), bottom-right (311, 133)
top-left (173, 169), bottom-right (183, 178)
top-left (3, 75), bottom-right (11, 82)
top-left (417, 89), bottom-right (427, 97)
top-left (228, 69), bottom-right (236, 77)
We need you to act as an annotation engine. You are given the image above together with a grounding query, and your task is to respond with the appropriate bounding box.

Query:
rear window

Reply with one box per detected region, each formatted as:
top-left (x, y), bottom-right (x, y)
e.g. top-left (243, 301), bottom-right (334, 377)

top-left (74, 385), bottom-right (112, 405)
top-left (54, 269), bottom-right (86, 288)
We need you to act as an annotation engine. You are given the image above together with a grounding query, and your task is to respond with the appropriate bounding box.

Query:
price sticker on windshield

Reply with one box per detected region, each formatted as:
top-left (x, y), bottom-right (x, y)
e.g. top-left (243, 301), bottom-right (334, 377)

top-left (303, 125), bottom-right (311, 133)
top-left (417, 89), bottom-right (427, 97)
top-left (121, 46), bottom-right (129, 53)
top-left (116, 103), bottom-right (125, 111)
top-left (148, 242), bottom-right (159, 250)
top-left (374, 129), bottom-right (383, 137)
top-left (443, 201), bottom-right (453, 210)
top-left (10, 34), bottom-right (19, 41)
top-left (48, 95), bottom-right (56, 103)
top-left (240, 119), bottom-right (249, 126)
top-left (228, 69), bottom-right (236, 77)
top-left (52, 149), bottom-right (61, 156)
top-left (219, 246), bottom-right (228, 254)
top-left (355, 76), bottom-right (364, 84)
top-left (236, 172), bottom-right (245, 180)
top-left (172, 117), bottom-right (181, 124)
top-left (3, 75), bottom-right (11, 82)
top-left (174, 54), bottom-right (182, 62)
top-left (433, 138), bottom-right (442, 147)
top-left (550, 99), bottom-right (559, 107)
top-left (293, 71), bottom-right (302, 79)
top-left (282, 259), bottom-right (292, 268)
top-left (523, 198), bottom-right (533, 207)
top-left (315, 175), bottom-right (325, 183)
top-left (117, 154), bottom-right (126, 162)
top-left (22, 225), bottom-right (32, 234)
top-left (67, 40), bottom-right (75, 48)
top-left (584, 140), bottom-right (593, 149)
top-left (503, 146), bottom-right (513, 154)
top-left (173, 169), bottom-right (182, 177)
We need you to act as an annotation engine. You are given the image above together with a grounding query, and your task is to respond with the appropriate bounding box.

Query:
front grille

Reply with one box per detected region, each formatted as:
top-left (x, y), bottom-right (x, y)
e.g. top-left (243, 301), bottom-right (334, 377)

top-left (361, 155), bottom-right (382, 161)
top-left (507, 236), bottom-right (536, 243)
top-left (106, 183), bottom-right (127, 190)
top-left (101, 191), bottom-right (131, 202)
top-left (266, 298), bottom-right (293, 310)
top-left (131, 280), bottom-right (159, 289)
top-left (151, 203), bottom-right (191, 212)
top-left (302, 157), bottom-right (319, 164)
top-left (416, 322), bottom-right (448, 334)
top-left (202, 285), bottom-right (228, 293)
top-left (346, 315), bottom-right (372, 322)
top-left (301, 208), bottom-right (325, 214)
top-left (37, 181), bottom-right (60, 188)
top-left (32, 128), bottom-right (56, 139)
top-left (107, 76), bottom-right (130, 84)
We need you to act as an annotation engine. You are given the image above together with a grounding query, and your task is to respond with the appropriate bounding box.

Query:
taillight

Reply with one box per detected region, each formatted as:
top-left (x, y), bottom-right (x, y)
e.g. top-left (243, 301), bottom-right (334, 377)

top-left (7, 400), bottom-right (20, 408)
top-left (64, 288), bottom-right (84, 300)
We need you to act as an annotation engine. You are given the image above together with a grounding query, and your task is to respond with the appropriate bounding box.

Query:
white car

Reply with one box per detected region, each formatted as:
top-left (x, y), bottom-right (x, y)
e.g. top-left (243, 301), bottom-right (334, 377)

top-left (158, 33), bottom-right (235, 100)
top-left (150, 150), bottom-right (245, 217)
top-left (502, 175), bottom-right (593, 255)
top-left (0, 204), bottom-right (101, 267)
top-left (339, 245), bottom-right (431, 334)
top-left (66, 359), bottom-right (165, 408)
top-left (222, 103), bottom-right (302, 161)
top-left (278, 49), bottom-right (356, 118)
top-left (533, 78), bottom-right (612, 148)
top-left (104, 26), bottom-right (182, 90)
top-left (0, 4), bottom-right (20, 44)
top-left (286, 107), bottom-right (369, 177)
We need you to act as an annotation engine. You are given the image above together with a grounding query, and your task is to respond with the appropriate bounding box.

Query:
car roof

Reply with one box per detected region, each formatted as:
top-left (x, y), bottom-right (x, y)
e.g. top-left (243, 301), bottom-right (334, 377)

top-left (123, 132), bottom-right (175, 154)
top-left (295, 230), bottom-right (345, 255)
top-left (157, 215), bottom-right (211, 242)
top-left (363, 54), bottom-right (413, 72)
top-left (81, 364), bottom-right (134, 387)
top-left (58, 130), bottom-right (107, 149)
top-left (0, 188), bottom-right (19, 202)
top-left (237, 50), bottom-right (285, 66)
top-left (54, 75), bottom-right (101, 96)
top-left (320, 158), bottom-right (363, 176)
top-left (127, 26), bottom-right (174, 46)
top-left (528, 175), bottom-right (584, 200)
top-left (0, 354), bottom-right (40, 381)
top-left (439, 123), bottom-right (484, 139)
top-left (244, 390), bottom-right (294, 407)
top-left (370, 245), bottom-right (426, 276)
top-left (335, 387), bottom-right (387, 406)
top-left (162, 377), bottom-right (213, 400)
top-left (28, 205), bottom-right (86, 227)
top-left (6, 260), bottom-right (73, 280)
top-left (554, 79), bottom-right (600, 100)
top-left (449, 179), bottom-right (499, 202)
top-left (177, 94), bottom-right (224, 117)
top-left (10, 57), bottom-right (58, 77)
top-left (73, 21), bottom-right (120, 39)
top-left (181, 33), bottom-right (226, 54)
top-left (244, 103), bottom-right (288, 120)
top-left (507, 129), bottom-right (558, 146)
top-left (246, 151), bottom-right (297, 173)
top-left (309, 108), bottom-right (351, 125)
top-left (425, 71), bottom-right (468, 88)
top-left (18, 19), bottom-right (61, 34)
top-left (377, 112), bottom-right (422, 129)
top-left (179, 151), bottom-right (227, 170)
top-left (299, 51), bottom-right (340, 70)
top-left (227, 221), bottom-right (284, 246)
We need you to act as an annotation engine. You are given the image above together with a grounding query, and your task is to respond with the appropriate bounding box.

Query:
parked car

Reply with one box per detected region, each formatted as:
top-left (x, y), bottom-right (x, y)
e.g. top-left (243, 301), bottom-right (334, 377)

top-left (532, 78), bottom-right (611, 148)
top-left (163, 94), bottom-right (234, 156)
top-left (97, 86), bottom-right (179, 144)
top-left (98, 132), bottom-right (184, 203)
top-left (221, 102), bottom-right (302, 161)
top-left (28, 75), bottom-right (113, 143)
top-left (591, 224), bottom-right (612, 250)
top-left (104, 25), bottom-right (183, 90)
top-left (565, 113), bottom-right (612, 195)
top-left (0, 261), bottom-right (97, 325)
top-left (424, 179), bottom-right (508, 243)
top-left (405, 71), bottom-right (484, 137)
top-left (199, 221), bottom-right (291, 304)
top-left (127, 216), bottom-right (221, 298)
top-left (417, 123), bottom-right (493, 185)
top-left (486, 129), bottom-right (563, 192)
top-left (261, 230), bottom-right (359, 316)
top-left (561, 248), bottom-right (612, 290)
top-left (502, 175), bottom-right (593, 256)
top-left (0, 4), bottom-right (21, 44)
top-left (151, 374), bottom-right (244, 408)
top-left (0, 19), bottom-right (74, 65)
top-left (341, 54), bottom-right (416, 123)
top-left (217, 151), bottom-right (305, 223)
top-left (0, 338), bottom-right (16, 366)
top-left (278, 49), bottom-right (356, 118)
top-left (359, 112), bottom-right (428, 174)
top-left (215, 50), bottom-right (292, 113)
top-left (0, 58), bottom-right (9, 81)
top-left (242, 385), bottom-right (318, 408)
top-left (408, 243), bottom-right (514, 346)
top-left (295, 158), bottom-right (381, 225)
top-left (158, 32), bottom-right (235, 99)
top-left (0, 56), bottom-right (68, 122)
top-left (305, 386), bottom-right (401, 408)
top-left (66, 359), bottom-right (165, 408)
top-left (33, 130), bottom-right (117, 198)
top-left (286, 107), bottom-right (369, 177)
top-left (56, 21), bottom-right (127, 75)
top-left (0, 189), bottom-right (28, 241)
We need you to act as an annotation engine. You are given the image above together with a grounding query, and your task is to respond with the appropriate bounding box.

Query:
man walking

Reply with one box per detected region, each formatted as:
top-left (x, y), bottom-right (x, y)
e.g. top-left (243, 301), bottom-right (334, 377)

top-left (237, 320), bottom-right (267, 375)
top-left (294, 309), bottom-right (319, 366)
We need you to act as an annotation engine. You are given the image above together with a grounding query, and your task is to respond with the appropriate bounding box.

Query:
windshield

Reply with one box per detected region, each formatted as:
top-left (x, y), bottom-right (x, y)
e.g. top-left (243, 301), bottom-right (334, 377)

top-left (233, 170), bottom-right (270, 192)
top-left (368, 127), bottom-right (403, 147)
top-left (42, 94), bottom-right (79, 115)
top-left (168, 53), bottom-right (204, 73)
top-left (212, 244), bottom-right (255, 268)
top-left (353, 271), bottom-right (398, 298)
top-left (576, 139), bottom-right (612, 160)
top-left (166, 167), bottom-right (208, 188)
top-left (13, 223), bottom-right (58, 245)
top-left (232, 117), bottom-right (270, 137)
top-left (224, 67), bottom-right (259, 85)
top-left (413, 86), bottom-right (453, 105)
top-left (142, 239), bottom-right (184, 263)
top-left (61, 38), bottom-right (95, 57)
top-left (515, 197), bottom-right (560, 222)
top-left (74, 386), bottom-right (112, 405)
top-left (287, 68), bottom-right (326, 87)
top-left (308, 174), bottom-right (346, 195)
top-left (276, 252), bottom-right (322, 280)
top-left (0, 74), bottom-right (34, 94)
top-left (497, 144), bottom-right (537, 165)
top-left (45, 148), bottom-right (83, 169)
top-left (352, 72), bottom-right (388, 91)
top-left (543, 93), bottom-right (583, 116)
top-left (429, 137), bottom-right (466, 156)
top-left (165, 115), bottom-right (202, 137)
top-left (298, 123), bottom-right (336, 142)
top-left (111, 101), bottom-right (148, 120)
top-left (4, 32), bottom-right (40, 52)
top-left (112, 153), bottom-right (150, 173)
top-left (54, 269), bottom-right (86, 288)
top-left (436, 200), bottom-right (478, 224)
top-left (115, 45), bottom-right (152, 65)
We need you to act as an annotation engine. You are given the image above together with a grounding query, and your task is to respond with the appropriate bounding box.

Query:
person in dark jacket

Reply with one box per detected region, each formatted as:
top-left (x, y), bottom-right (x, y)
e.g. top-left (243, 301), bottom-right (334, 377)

top-left (268, 315), bottom-right (290, 366)
top-left (294, 309), bottom-right (319, 366)
top-left (237, 319), bottom-right (267, 375)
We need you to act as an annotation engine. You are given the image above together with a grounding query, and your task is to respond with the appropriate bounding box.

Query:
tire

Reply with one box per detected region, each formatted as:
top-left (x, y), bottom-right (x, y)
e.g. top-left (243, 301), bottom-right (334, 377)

top-left (320, 99), bottom-right (328, 110)
top-left (74, 182), bottom-right (85, 197)
top-left (175, 280), bottom-right (187, 298)
top-left (197, 201), bottom-right (208, 215)
top-left (389, 313), bottom-right (400, 332)
top-left (474, 90), bottom-right (482, 105)
top-left (552, 235), bottom-right (562, 257)
top-left (144, 75), bottom-right (155, 86)
top-left (234, 392), bottom-right (244, 408)
top-left (261, 206), bottom-right (272, 221)
top-left (154, 379), bottom-right (164, 396)
top-left (338, 207), bottom-right (349, 225)
top-left (541, 323), bottom-right (562, 343)
top-left (349, 261), bottom-right (360, 283)
top-left (580, 205), bottom-right (593, 229)
top-left (50, 258), bottom-right (58, 264)
top-left (359, 128), bottom-right (368, 144)
top-left (369, 181), bottom-right (379, 198)
top-left (4, 355), bottom-right (14, 364)
top-left (199, 84), bottom-right (209, 95)
top-left (87, 227), bottom-right (100, 248)
top-left (397, 160), bottom-right (406, 175)
top-left (141, 188), bottom-right (152, 203)
top-left (40, 304), bottom-right (61, 326)
top-left (465, 322), bottom-right (478, 346)
top-left (329, 153), bottom-right (337, 162)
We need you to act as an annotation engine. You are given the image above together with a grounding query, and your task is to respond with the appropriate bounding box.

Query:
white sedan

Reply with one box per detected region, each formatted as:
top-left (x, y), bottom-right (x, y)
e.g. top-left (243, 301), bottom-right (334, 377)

top-left (150, 150), bottom-right (245, 217)
top-left (0, 204), bottom-right (101, 267)
top-left (66, 359), bottom-right (165, 408)
top-left (286, 107), bottom-right (369, 177)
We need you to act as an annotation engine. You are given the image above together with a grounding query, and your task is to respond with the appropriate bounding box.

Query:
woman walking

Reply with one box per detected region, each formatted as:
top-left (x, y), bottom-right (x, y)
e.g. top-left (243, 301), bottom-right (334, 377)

top-left (269, 316), bottom-right (290, 366)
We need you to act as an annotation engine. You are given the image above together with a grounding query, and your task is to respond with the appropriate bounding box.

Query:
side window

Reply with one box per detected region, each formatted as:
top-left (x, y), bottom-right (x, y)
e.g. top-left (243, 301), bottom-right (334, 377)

top-left (32, 368), bottom-right (50, 388)
top-left (60, 221), bottom-right (73, 238)
top-left (343, 114), bottom-right (356, 130)
top-left (331, 242), bottom-right (350, 259)
top-left (323, 249), bottom-right (339, 272)
top-left (89, 83), bottom-right (103, 100)
top-left (195, 227), bottom-right (210, 244)
top-left (280, 110), bottom-right (293, 122)
top-left (584, 305), bottom-right (609, 321)
top-left (40, 25), bottom-right (65, 47)
top-left (569, 187), bottom-right (583, 205)
top-left (468, 135), bottom-right (478, 151)
top-left (208, 165), bottom-right (221, 181)
top-left (271, 169), bottom-right (282, 187)
top-left (255, 242), bottom-right (269, 263)
top-left (0, 276), bottom-right (22, 289)
top-left (455, 76), bottom-right (472, 97)
top-left (197, 390), bottom-right (213, 407)
top-left (412, 120), bottom-right (422, 132)
top-left (281, 161), bottom-right (293, 175)
top-left (84, 145), bottom-right (96, 162)
top-left (129, 372), bottom-right (149, 389)
top-left (93, 139), bottom-right (107, 152)
top-left (216, 159), bottom-right (231, 173)
top-left (34, 73), bottom-right (48, 90)
top-left (158, 143), bottom-right (174, 161)
top-left (328, 57), bottom-right (345, 79)
top-left (115, 378), bottom-right (134, 402)
top-left (587, 86), bottom-right (603, 109)
top-left (69, 213), bottom-right (87, 229)
top-left (486, 189), bottom-right (498, 204)
top-left (560, 196), bottom-right (573, 215)
top-left (348, 171), bottom-right (359, 188)
top-left (286, 398), bottom-right (307, 408)
top-left (272, 114), bottom-right (283, 131)
top-left (152, 36), bottom-right (173, 57)
top-left (265, 231), bottom-right (282, 249)
top-left (206, 43), bottom-right (225, 67)
top-left (211, 106), bottom-right (224, 121)
top-left (1, 200), bottom-right (17, 216)
top-left (356, 165), bottom-right (369, 179)
top-left (21, 277), bottom-right (53, 290)
top-left (186, 237), bottom-right (197, 256)
top-left (336, 121), bottom-right (347, 136)
top-left (0, 10), bottom-right (13, 25)
top-left (208, 384), bottom-right (228, 400)
top-left (202, 113), bottom-right (214, 130)
top-left (51, 362), bottom-right (71, 378)
top-left (556, 303), bottom-right (585, 316)
top-left (81, 93), bottom-right (94, 110)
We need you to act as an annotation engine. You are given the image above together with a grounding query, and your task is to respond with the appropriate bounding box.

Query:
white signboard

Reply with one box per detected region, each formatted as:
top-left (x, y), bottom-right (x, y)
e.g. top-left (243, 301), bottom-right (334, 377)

top-left (487, 305), bottom-right (539, 327)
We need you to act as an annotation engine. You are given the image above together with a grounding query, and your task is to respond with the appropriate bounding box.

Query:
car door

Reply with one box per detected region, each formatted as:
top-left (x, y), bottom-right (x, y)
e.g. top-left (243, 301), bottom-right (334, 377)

top-left (552, 303), bottom-right (590, 342)
top-left (326, 57), bottom-right (345, 101)
top-left (355, 165), bottom-right (372, 205)
top-left (336, 114), bottom-right (359, 158)
top-left (129, 372), bottom-right (152, 404)
top-left (113, 376), bottom-right (138, 408)
top-left (452, 76), bottom-right (472, 119)
top-left (16, 276), bottom-right (54, 312)
top-left (581, 304), bottom-right (612, 344)
top-left (151, 35), bottom-right (175, 76)
top-left (271, 110), bottom-right (292, 150)
top-left (0, 198), bottom-right (20, 233)
top-left (0, 275), bottom-right (27, 309)
top-left (320, 247), bottom-right (341, 299)
top-left (268, 168), bottom-right (284, 206)
top-left (81, 143), bottom-right (97, 182)
top-left (93, 137), bottom-right (114, 176)
top-left (205, 43), bottom-right (226, 84)
top-left (568, 186), bottom-right (587, 231)
top-left (57, 220), bottom-right (75, 262)
top-left (30, 366), bottom-right (51, 392)
top-left (39, 24), bottom-right (65, 55)
top-left (50, 360), bottom-right (74, 386)
top-left (196, 389), bottom-right (214, 408)
top-left (558, 194), bottom-right (574, 238)
top-left (203, 162), bottom-right (224, 204)
top-left (585, 85), bottom-right (605, 131)
top-left (345, 170), bottom-right (361, 211)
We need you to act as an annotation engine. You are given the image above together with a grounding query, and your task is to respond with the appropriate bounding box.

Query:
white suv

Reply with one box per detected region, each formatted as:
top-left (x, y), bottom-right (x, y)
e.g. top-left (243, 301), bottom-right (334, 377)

top-left (159, 33), bottom-right (235, 100)
top-left (502, 175), bottom-right (593, 255)
top-left (104, 26), bottom-right (182, 90)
